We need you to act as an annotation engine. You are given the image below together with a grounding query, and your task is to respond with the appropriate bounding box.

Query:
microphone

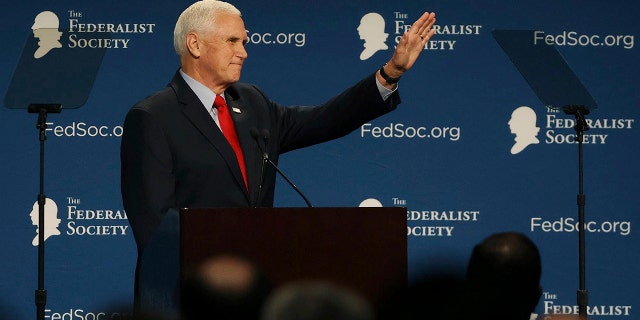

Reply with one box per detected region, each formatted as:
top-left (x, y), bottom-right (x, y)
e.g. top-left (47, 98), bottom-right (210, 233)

top-left (251, 128), bottom-right (312, 208)
top-left (251, 128), bottom-right (268, 207)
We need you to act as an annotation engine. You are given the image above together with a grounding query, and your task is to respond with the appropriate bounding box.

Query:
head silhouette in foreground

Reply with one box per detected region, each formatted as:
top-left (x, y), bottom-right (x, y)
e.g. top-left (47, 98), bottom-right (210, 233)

top-left (462, 232), bottom-right (542, 320)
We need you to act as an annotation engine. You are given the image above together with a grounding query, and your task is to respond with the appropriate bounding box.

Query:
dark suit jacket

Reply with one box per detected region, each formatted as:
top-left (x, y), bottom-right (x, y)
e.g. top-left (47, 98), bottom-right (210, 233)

top-left (121, 70), bottom-right (399, 250)
top-left (120, 70), bottom-right (400, 314)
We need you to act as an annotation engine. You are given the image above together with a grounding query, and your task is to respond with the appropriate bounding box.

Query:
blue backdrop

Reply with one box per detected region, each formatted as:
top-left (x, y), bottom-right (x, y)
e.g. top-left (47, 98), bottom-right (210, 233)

top-left (1, 1), bottom-right (637, 319)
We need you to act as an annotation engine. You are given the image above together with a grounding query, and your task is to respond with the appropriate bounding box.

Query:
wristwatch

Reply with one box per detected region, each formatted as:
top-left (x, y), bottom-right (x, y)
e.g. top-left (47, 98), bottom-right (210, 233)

top-left (379, 64), bottom-right (401, 84)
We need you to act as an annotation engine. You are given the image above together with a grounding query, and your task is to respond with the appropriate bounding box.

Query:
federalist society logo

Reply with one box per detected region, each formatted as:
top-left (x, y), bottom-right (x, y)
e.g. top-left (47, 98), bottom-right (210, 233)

top-left (24, 9), bottom-right (155, 138)
top-left (359, 197), bottom-right (480, 237)
top-left (539, 291), bottom-right (631, 318)
top-left (31, 11), bottom-right (63, 58)
top-left (27, 196), bottom-right (128, 245)
top-left (507, 105), bottom-right (635, 154)
top-left (30, 9), bottom-right (154, 54)
top-left (29, 198), bottom-right (61, 246)
top-left (356, 10), bottom-right (482, 60)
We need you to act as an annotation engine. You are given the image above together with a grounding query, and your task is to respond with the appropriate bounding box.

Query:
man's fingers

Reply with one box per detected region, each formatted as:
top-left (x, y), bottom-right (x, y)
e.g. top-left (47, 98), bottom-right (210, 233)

top-left (411, 12), bottom-right (436, 39)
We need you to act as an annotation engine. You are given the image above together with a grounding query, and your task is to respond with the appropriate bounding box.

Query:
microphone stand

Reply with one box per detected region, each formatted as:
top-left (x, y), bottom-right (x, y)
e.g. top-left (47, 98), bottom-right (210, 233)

top-left (266, 156), bottom-right (313, 208)
top-left (563, 105), bottom-right (589, 319)
top-left (28, 103), bottom-right (61, 320)
top-left (252, 129), bottom-right (312, 208)
top-left (255, 150), bottom-right (267, 208)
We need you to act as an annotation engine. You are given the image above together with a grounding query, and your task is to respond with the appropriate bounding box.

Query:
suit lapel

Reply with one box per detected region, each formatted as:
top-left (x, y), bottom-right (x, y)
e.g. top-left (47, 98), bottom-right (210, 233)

top-left (172, 74), bottom-right (250, 199)
top-left (226, 90), bottom-right (262, 205)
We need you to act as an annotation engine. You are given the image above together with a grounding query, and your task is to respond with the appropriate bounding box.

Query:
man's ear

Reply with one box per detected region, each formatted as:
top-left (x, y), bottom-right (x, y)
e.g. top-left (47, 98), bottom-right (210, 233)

top-left (186, 32), bottom-right (201, 58)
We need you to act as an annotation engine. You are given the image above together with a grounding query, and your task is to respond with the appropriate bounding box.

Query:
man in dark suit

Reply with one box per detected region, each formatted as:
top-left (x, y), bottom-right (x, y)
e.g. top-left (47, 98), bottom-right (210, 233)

top-left (120, 0), bottom-right (436, 316)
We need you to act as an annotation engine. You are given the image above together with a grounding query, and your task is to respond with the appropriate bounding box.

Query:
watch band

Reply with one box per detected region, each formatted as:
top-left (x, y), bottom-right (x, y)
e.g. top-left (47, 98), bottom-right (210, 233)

top-left (379, 64), bottom-right (401, 84)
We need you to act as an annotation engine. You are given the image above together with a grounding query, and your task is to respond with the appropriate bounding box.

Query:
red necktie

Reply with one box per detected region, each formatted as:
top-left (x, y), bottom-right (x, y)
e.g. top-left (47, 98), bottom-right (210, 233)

top-left (214, 95), bottom-right (248, 190)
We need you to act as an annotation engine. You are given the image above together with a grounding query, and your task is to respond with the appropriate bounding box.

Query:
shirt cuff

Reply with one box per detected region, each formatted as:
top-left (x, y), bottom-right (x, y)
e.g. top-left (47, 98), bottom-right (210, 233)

top-left (376, 76), bottom-right (398, 101)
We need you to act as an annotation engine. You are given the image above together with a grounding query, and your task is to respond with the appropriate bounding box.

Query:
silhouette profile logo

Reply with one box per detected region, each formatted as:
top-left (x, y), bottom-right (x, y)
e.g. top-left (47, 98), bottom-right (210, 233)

top-left (29, 198), bottom-right (61, 246)
top-left (359, 198), bottom-right (383, 207)
top-left (508, 106), bottom-right (540, 154)
top-left (31, 11), bottom-right (63, 59)
top-left (357, 13), bottom-right (389, 61)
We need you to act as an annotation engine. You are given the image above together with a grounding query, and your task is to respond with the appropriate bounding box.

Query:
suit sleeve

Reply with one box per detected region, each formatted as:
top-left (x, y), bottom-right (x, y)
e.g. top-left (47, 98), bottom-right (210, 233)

top-left (121, 107), bottom-right (176, 251)
top-left (277, 72), bottom-right (400, 153)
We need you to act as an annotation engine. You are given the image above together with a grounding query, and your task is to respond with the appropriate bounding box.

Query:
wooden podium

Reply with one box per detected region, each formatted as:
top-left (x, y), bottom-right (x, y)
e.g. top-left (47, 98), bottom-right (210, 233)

top-left (137, 207), bottom-right (406, 316)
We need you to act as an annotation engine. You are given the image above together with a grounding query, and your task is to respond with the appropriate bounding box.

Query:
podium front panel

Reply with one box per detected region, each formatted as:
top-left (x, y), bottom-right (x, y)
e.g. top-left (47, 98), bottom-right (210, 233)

top-left (179, 207), bottom-right (407, 304)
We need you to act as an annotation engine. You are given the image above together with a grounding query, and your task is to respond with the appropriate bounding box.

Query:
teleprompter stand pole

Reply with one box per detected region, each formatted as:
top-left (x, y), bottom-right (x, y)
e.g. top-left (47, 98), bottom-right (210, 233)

top-left (28, 103), bottom-right (62, 320)
top-left (563, 105), bottom-right (590, 320)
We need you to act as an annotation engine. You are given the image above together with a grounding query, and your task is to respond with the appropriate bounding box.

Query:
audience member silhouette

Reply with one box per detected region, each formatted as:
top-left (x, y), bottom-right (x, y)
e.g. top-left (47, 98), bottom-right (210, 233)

top-left (260, 280), bottom-right (374, 320)
top-left (375, 269), bottom-right (465, 320)
top-left (180, 254), bottom-right (273, 320)
top-left (461, 231), bottom-right (543, 320)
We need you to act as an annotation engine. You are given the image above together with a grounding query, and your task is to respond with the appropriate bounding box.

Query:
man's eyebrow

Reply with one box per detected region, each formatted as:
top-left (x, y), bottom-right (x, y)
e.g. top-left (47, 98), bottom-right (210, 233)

top-left (228, 35), bottom-right (249, 44)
